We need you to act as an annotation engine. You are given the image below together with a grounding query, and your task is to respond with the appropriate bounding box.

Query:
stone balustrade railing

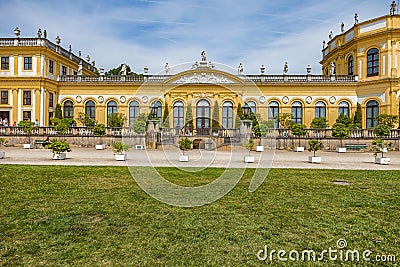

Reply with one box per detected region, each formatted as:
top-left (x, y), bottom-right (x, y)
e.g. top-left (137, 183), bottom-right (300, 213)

top-left (0, 126), bottom-right (399, 139)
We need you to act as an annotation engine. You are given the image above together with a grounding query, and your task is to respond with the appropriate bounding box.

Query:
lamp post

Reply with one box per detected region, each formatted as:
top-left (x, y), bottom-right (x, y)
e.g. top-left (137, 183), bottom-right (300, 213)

top-left (242, 104), bottom-right (252, 128)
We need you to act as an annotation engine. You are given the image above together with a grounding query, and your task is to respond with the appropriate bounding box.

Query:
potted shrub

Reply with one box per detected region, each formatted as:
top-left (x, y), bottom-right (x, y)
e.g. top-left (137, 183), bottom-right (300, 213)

top-left (0, 137), bottom-right (7, 159)
top-left (291, 123), bottom-right (307, 152)
top-left (93, 123), bottom-right (106, 150)
top-left (244, 139), bottom-right (255, 163)
top-left (308, 139), bottom-right (322, 163)
top-left (178, 137), bottom-right (193, 162)
top-left (112, 142), bottom-right (130, 161)
top-left (45, 139), bottom-right (71, 160)
top-left (20, 120), bottom-right (37, 149)
top-left (310, 117), bottom-right (328, 138)
top-left (332, 122), bottom-right (350, 153)
top-left (371, 124), bottom-right (392, 165)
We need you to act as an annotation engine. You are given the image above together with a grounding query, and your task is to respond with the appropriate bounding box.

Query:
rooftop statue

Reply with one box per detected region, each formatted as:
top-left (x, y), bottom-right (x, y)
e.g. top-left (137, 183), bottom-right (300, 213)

top-left (238, 63), bottom-right (243, 74)
top-left (201, 51), bottom-right (206, 61)
top-left (341, 22), bottom-right (345, 33)
top-left (391, 1), bottom-right (397, 15)
top-left (354, 13), bottom-right (359, 25)
top-left (165, 62), bottom-right (170, 74)
top-left (283, 62), bottom-right (288, 75)
top-left (120, 63), bottom-right (127, 76)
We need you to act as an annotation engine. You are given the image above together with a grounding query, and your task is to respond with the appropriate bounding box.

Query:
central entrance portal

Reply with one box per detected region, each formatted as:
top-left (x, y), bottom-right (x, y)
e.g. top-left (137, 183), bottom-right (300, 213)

top-left (196, 99), bottom-right (210, 135)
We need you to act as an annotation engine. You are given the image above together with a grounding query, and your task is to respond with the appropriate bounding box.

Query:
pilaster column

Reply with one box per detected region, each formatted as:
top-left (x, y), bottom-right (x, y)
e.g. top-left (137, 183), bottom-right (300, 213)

top-left (17, 89), bottom-right (22, 122)
top-left (40, 88), bottom-right (45, 126)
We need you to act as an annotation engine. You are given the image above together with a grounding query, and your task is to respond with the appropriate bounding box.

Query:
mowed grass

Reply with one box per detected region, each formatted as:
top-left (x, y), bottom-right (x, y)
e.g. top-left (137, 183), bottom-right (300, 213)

top-left (0, 165), bottom-right (399, 266)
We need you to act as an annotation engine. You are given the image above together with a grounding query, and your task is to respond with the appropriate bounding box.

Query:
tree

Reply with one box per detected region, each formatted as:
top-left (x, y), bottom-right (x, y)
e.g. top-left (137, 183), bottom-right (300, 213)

top-left (185, 103), bottom-right (194, 130)
top-left (310, 117), bottom-right (328, 129)
top-left (371, 124), bottom-right (392, 158)
top-left (55, 104), bottom-right (63, 120)
top-left (162, 104), bottom-right (170, 128)
top-left (291, 124), bottom-right (307, 146)
top-left (211, 100), bottom-right (220, 133)
top-left (108, 113), bottom-right (125, 127)
top-left (376, 114), bottom-right (399, 128)
top-left (308, 139), bottom-right (322, 157)
top-left (258, 120), bottom-right (275, 137)
top-left (278, 113), bottom-right (292, 128)
top-left (353, 103), bottom-right (362, 127)
top-left (245, 139), bottom-right (254, 156)
top-left (93, 123), bottom-right (106, 136)
top-left (20, 120), bottom-right (37, 144)
top-left (178, 137), bottom-right (193, 155)
top-left (106, 64), bottom-right (135, 75)
top-left (132, 113), bottom-right (148, 134)
top-left (336, 113), bottom-right (352, 127)
top-left (332, 122), bottom-right (350, 147)
top-left (76, 112), bottom-right (95, 127)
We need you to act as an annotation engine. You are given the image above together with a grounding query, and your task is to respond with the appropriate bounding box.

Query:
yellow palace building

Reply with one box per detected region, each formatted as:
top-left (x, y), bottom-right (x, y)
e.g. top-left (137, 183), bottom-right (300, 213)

top-left (1, 10), bottom-right (400, 132)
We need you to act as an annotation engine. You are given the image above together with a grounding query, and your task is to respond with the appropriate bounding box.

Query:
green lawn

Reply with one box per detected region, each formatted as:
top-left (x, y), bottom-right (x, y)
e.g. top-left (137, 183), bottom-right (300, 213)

top-left (0, 165), bottom-right (399, 266)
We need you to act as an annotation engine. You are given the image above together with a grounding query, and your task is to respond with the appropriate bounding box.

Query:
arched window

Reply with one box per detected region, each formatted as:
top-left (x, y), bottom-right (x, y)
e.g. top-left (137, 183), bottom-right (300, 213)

top-left (150, 100), bottom-right (162, 119)
top-left (222, 101), bottom-right (233, 129)
top-left (196, 100), bottom-right (210, 135)
top-left (338, 101), bottom-right (350, 117)
top-left (173, 101), bottom-right (184, 129)
top-left (268, 101), bottom-right (279, 128)
top-left (85, 100), bottom-right (95, 120)
top-left (291, 101), bottom-right (303, 125)
top-left (107, 100), bottom-right (118, 126)
top-left (348, 55), bottom-right (354, 75)
top-left (63, 100), bottom-right (74, 119)
top-left (246, 101), bottom-right (256, 114)
top-left (129, 100), bottom-right (140, 127)
top-left (367, 48), bottom-right (379, 77)
top-left (315, 101), bottom-right (326, 118)
top-left (366, 100), bottom-right (379, 128)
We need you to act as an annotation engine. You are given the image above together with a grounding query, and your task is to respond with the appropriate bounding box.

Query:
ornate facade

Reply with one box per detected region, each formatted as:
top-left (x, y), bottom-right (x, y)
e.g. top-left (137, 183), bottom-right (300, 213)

top-left (1, 12), bottom-right (400, 132)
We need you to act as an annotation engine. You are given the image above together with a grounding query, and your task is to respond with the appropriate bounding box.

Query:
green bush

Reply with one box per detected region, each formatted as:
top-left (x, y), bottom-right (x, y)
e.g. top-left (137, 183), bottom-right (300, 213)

top-left (132, 113), bottom-right (148, 134)
top-left (373, 124), bottom-right (391, 137)
top-left (332, 122), bottom-right (350, 147)
top-left (108, 113), bottom-right (125, 127)
top-left (77, 112), bottom-right (96, 127)
top-left (45, 139), bottom-right (71, 154)
top-left (310, 117), bottom-right (328, 129)
top-left (112, 142), bottom-right (130, 154)
top-left (0, 137), bottom-right (7, 147)
top-left (292, 124), bottom-right (307, 147)
top-left (93, 124), bottom-right (106, 136)
top-left (245, 139), bottom-right (254, 155)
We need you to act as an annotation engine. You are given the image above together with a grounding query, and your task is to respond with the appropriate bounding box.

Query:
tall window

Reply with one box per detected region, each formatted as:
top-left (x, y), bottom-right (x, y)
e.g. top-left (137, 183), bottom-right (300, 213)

top-left (173, 101), bottom-right (184, 129)
top-left (367, 48), bottom-right (379, 77)
top-left (1, 90), bottom-right (8, 104)
top-left (24, 57), bottom-right (32, 70)
top-left (150, 101), bottom-right (162, 119)
top-left (366, 100), bottom-right (379, 128)
top-left (23, 90), bottom-right (31, 105)
top-left (338, 101), bottom-right (350, 116)
top-left (85, 100), bottom-right (96, 120)
top-left (49, 60), bottom-right (54, 73)
top-left (62, 66), bottom-right (67, 76)
top-left (49, 92), bottom-right (54, 108)
top-left (348, 56), bottom-right (354, 75)
top-left (129, 100), bottom-right (140, 127)
top-left (314, 101), bottom-right (326, 118)
top-left (268, 101), bottom-right (279, 128)
top-left (291, 101), bottom-right (303, 124)
top-left (222, 101), bottom-right (233, 129)
top-left (196, 99), bottom-right (210, 135)
top-left (1, 57), bottom-right (9, 70)
top-left (246, 101), bottom-right (256, 114)
top-left (63, 100), bottom-right (74, 118)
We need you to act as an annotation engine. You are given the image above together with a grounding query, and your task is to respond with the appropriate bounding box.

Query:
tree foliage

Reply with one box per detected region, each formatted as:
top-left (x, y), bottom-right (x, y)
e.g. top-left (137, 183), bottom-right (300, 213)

top-left (132, 113), bottom-right (148, 134)
top-left (55, 104), bottom-right (63, 119)
top-left (332, 122), bottom-right (350, 147)
top-left (376, 114), bottom-right (399, 128)
top-left (162, 104), bottom-right (170, 128)
top-left (45, 139), bottom-right (71, 153)
top-left (185, 103), bottom-right (194, 130)
top-left (106, 64), bottom-right (135, 75)
top-left (211, 100), bottom-right (220, 132)
top-left (108, 113), bottom-right (125, 127)
top-left (77, 112), bottom-right (96, 127)
top-left (278, 113), bottom-right (292, 128)
top-left (93, 123), bottom-right (106, 136)
top-left (308, 139), bottom-right (322, 157)
top-left (310, 117), bottom-right (328, 129)
top-left (178, 138), bottom-right (193, 155)
top-left (353, 103), bottom-right (362, 126)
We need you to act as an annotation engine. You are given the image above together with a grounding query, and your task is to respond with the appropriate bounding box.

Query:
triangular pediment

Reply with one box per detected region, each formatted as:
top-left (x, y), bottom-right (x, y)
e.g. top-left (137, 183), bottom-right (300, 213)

top-left (164, 69), bottom-right (244, 84)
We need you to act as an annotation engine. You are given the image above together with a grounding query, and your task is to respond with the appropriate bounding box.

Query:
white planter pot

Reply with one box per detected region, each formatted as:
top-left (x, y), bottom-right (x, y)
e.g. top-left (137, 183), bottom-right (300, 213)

top-left (244, 155), bottom-right (255, 163)
top-left (135, 145), bottom-right (145, 150)
top-left (179, 155), bottom-right (189, 162)
top-left (0, 151), bottom-right (5, 159)
top-left (295, 146), bottom-right (304, 152)
top-left (375, 157), bottom-right (390, 165)
top-left (256, 146), bottom-right (264, 152)
top-left (115, 154), bottom-right (126, 161)
top-left (308, 156), bottom-right (321, 163)
top-left (336, 147), bottom-right (347, 153)
top-left (96, 144), bottom-right (105, 150)
top-left (53, 152), bottom-right (66, 160)
top-left (24, 144), bottom-right (34, 149)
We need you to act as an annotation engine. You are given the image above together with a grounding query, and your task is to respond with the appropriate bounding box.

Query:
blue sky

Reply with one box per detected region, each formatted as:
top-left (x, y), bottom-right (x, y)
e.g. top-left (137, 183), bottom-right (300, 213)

top-left (0, 0), bottom-right (390, 74)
